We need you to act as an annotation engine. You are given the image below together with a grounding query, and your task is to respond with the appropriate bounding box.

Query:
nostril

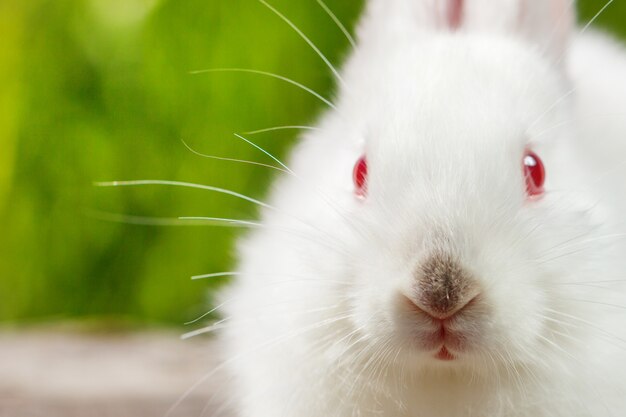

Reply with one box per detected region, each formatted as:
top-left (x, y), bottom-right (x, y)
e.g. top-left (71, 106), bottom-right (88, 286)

top-left (407, 294), bottom-right (479, 321)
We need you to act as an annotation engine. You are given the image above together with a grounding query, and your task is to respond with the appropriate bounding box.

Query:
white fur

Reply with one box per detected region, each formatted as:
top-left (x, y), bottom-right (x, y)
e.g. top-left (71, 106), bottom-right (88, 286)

top-left (218, 1), bottom-right (626, 416)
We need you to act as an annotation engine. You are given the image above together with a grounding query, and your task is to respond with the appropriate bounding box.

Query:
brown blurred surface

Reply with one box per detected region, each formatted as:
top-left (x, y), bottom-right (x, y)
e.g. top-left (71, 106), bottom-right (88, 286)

top-left (0, 329), bottom-right (229, 417)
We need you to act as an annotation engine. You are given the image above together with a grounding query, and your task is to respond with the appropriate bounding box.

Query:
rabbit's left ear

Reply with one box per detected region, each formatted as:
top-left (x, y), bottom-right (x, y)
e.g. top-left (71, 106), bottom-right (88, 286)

top-left (359, 0), bottom-right (575, 63)
top-left (460, 0), bottom-right (576, 62)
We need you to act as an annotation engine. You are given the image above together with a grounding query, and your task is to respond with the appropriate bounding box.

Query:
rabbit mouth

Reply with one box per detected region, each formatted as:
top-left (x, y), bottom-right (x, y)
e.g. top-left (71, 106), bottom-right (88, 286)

top-left (419, 323), bottom-right (472, 358)
top-left (435, 346), bottom-right (456, 361)
top-left (398, 293), bottom-right (486, 359)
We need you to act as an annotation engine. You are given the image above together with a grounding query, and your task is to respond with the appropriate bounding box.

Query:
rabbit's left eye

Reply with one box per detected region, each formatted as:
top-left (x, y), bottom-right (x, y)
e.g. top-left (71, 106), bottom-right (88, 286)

top-left (353, 156), bottom-right (368, 198)
top-left (523, 150), bottom-right (545, 198)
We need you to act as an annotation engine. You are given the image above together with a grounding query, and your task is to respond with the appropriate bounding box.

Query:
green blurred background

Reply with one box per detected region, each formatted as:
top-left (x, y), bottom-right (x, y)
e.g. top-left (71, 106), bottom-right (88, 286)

top-left (1, 0), bottom-right (624, 326)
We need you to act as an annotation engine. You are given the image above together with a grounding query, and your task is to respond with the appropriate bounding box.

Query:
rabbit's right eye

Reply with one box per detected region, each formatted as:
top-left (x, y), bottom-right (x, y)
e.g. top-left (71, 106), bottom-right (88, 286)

top-left (523, 150), bottom-right (545, 198)
top-left (353, 156), bottom-right (368, 198)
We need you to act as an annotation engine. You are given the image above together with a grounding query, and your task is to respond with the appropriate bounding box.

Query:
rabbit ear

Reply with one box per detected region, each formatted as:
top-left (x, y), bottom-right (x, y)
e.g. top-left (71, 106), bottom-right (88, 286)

top-left (356, 0), bottom-right (454, 43)
top-left (461, 0), bottom-right (576, 61)
top-left (359, 0), bottom-right (575, 61)
top-left (521, 0), bottom-right (576, 61)
top-left (358, 0), bottom-right (477, 33)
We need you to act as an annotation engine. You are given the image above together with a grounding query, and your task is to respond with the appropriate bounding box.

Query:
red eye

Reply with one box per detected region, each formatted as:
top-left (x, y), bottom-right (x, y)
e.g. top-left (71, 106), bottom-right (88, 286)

top-left (353, 156), bottom-right (368, 197)
top-left (523, 150), bottom-right (545, 197)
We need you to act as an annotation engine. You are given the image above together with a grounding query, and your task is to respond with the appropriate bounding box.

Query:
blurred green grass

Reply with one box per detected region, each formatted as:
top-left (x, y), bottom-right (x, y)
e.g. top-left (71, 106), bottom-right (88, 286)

top-left (0, 0), bottom-right (624, 325)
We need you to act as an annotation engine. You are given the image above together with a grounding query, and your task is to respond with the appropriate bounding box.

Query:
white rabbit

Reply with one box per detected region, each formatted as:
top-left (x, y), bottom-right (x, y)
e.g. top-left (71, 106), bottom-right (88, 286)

top-left (217, 1), bottom-right (626, 416)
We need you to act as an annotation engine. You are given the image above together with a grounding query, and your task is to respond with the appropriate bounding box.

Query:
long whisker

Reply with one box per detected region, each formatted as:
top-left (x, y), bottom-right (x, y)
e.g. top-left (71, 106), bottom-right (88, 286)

top-left (234, 133), bottom-right (293, 173)
top-left (550, 282), bottom-right (626, 292)
top-left (184, 303), bottom-right (349, 339)
top-left (87, 210), bottom-right (254, 228)
top-left (536, 233), bottom-right (626, 265)
top-left (561, 279), bottom-right (626, 285)
top-left (539, 232), bottom-right (626, 260)
top-left (588, 157), bottom-right (626, 188)
top-left (179, 216), bottom-right (262, 228)
top-left (179, 215), bottom-right (354, 259)
top-left (192, 271), bottom-right (241, 280)
top-left (315, 0), bottom-right (356, 49)
top-left (580, 0), bottom-right (615, 35)
top-left (257, 0), bottom-right (345, 85)
top-left (545, 307), bottom-right (626, 347)
top-left (556, 297), bottom-right (626, 312)
top-left (190, 68), bottom-right (336, 109)
top-left (533, 119), bottom-right (573, 139)
top-left (181, 138), bottom-right (286, 172)
top-left (527, 87), bottom-right (576, 133)
top-left (184, 278), bottom-right (348, 326)
top-left (185, 277), bottom-right (351, 325)
top-left (95, 179), bottom-right (272, 208)
top-left (537, 244), bottom-right (603, 266)
top-left (534, 112), bottom-right (626, 140)
top-left (243, 125), bottom-right (320, 135)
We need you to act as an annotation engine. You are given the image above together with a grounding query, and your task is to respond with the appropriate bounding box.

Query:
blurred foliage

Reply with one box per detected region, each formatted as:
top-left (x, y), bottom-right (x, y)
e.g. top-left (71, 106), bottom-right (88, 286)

top-left (0, 0), bottom-right (624, 325)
